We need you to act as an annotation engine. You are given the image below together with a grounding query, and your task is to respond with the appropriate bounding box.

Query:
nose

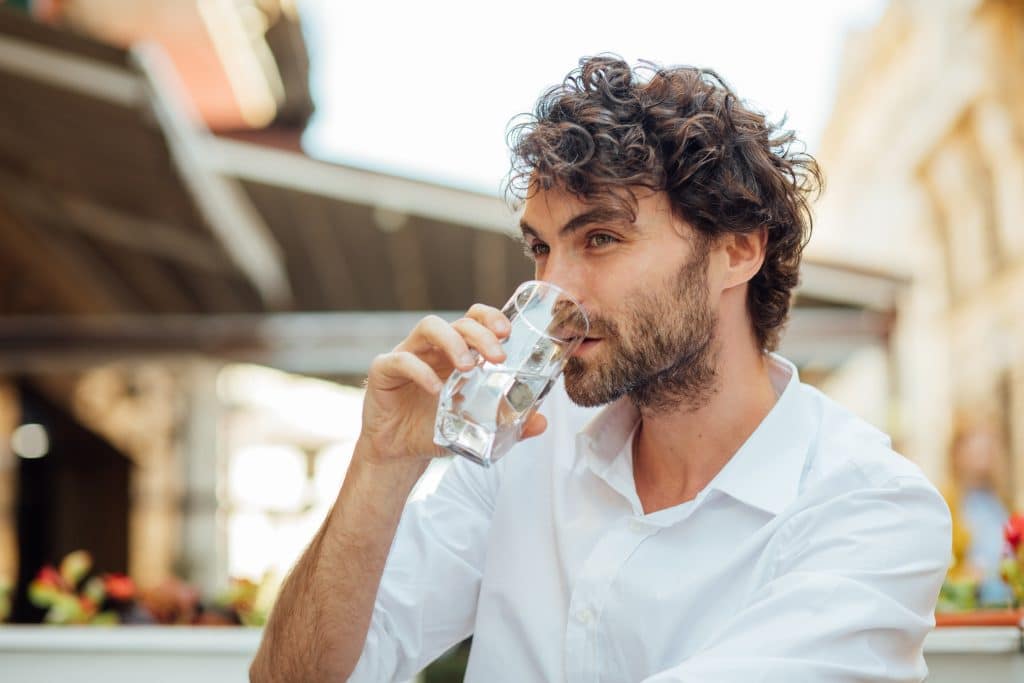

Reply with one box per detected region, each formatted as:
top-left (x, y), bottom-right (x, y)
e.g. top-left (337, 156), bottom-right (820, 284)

top-left (536, 252), bottom-right (586, 309)
top-left (536, 257), bottom-right (589, 331)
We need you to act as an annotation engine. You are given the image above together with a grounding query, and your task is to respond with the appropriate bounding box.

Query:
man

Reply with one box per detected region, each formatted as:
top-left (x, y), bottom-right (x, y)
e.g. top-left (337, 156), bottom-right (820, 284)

top-left (251, 56), bottom-right (952, 682)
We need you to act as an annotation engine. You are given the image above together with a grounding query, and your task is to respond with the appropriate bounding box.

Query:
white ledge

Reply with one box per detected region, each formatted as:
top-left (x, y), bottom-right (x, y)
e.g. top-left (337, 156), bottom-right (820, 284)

top-left (924, 626), bottom-right (1023, 654)
top-left (0, 625), bottom-right (262, 654)
top-left (1, 625), bottom-right (1023, 654)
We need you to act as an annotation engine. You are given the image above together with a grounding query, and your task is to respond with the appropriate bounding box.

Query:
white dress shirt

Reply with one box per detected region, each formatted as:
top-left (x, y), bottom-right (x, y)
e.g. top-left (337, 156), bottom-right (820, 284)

top-left (350, 354), bottom-right (952, 682)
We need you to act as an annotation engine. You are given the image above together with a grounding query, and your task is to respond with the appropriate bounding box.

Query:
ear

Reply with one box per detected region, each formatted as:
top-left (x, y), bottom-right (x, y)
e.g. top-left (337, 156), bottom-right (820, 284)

top-left (721, 227), bottom-right (768, 290)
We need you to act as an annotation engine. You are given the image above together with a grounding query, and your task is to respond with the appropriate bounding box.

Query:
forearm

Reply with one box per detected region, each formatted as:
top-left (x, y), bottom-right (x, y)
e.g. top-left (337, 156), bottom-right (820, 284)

top-left (250, 440), bottom-right (430, 682)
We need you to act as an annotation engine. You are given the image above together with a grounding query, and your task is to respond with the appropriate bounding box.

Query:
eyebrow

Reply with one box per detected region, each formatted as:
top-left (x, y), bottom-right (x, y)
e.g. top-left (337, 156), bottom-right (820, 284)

top-left (519, 207), bottom-right (634, 240)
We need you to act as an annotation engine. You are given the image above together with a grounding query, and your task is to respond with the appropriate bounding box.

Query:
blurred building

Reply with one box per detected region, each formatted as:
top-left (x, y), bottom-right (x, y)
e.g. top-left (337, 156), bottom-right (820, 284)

top-left (12, 0), bottom-right (314, 136)
top-left (0, 2), bottom-right (564, 609)
top-left (0, 4), bottom-right (915, 615)
top-left (812, 0), bottom-right (1024, 505)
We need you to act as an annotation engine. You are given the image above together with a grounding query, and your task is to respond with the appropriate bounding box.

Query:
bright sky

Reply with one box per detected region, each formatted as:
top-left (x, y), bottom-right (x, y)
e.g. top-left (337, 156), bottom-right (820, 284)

top-left (298, 0), bottom-right (888, 195)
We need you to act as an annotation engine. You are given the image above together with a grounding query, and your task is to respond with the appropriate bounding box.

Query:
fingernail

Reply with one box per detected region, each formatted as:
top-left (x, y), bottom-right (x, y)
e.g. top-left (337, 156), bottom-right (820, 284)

top-left (495, 319), bottom-right (510, 332)
top-left (459, 352), bottom-right (476, 367)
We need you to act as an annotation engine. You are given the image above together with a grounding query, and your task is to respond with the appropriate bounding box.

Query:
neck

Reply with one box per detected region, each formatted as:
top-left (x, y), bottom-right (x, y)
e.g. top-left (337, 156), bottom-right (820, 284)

top-left (631, 335), bottom-right (779, 514)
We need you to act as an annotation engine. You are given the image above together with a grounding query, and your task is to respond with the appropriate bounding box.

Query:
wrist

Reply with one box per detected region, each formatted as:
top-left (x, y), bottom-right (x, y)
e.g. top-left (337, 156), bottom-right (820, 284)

top-left (324, 443), bottom-right (430, 548)
top-left (351, 437), bottom-right (431, 491)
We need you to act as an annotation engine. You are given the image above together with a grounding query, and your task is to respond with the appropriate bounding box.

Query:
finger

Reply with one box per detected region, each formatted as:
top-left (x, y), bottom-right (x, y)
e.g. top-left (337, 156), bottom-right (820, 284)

top-left (466, 303), bottom-right (512, 339)
top-left (370, 351), bottom-right (444, 395)
top-left (452, 317), bottom-right (506, 365)
top-left (403, 315), bottom-right (477, 371)
top-left (520, 412), bottom-right (548, 440)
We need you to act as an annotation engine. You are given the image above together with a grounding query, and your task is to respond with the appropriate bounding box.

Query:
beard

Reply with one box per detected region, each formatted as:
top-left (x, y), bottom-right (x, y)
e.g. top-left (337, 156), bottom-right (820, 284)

top-left (562, 245), bottom-right (719, 415)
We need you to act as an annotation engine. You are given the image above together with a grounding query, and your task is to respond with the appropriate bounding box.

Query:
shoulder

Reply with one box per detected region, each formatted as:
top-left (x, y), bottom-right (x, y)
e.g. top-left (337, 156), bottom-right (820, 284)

top-left (797, 381), bottom-right (934, 493)
top-left (787, 381), bottom-right (951, 538)
top-left (780, 382), bottom-right (952, 556)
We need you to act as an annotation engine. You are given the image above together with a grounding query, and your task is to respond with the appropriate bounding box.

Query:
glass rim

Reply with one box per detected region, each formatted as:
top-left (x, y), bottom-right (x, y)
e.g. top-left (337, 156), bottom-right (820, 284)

top-left (510, 280), bottom-right (590, 343)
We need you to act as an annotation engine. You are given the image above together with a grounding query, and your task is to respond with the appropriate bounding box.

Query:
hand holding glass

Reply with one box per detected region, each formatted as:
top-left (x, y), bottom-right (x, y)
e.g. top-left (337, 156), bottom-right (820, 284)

top-left (433, 281), bottom-right (589, 466)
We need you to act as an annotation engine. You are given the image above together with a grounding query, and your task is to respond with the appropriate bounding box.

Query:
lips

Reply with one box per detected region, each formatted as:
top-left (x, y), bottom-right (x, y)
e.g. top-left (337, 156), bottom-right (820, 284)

top-left (571, 337), bottom-right (602, 356)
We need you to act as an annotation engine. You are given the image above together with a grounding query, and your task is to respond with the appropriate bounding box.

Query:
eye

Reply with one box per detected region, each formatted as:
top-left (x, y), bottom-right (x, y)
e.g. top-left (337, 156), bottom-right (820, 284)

top-left (523, 241), bottom-right (549, 258)
top-left (587, 233), bottom-right (618, 248)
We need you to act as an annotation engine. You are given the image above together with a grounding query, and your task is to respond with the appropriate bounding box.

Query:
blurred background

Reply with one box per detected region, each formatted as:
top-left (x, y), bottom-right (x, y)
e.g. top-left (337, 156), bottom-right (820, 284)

top-left (0, 0), bottom-right (1022, 670)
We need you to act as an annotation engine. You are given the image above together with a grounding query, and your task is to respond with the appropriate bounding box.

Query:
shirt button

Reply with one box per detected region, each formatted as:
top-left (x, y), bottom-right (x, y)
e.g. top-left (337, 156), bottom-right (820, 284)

top-left (628, 518), bottom-right (648, 533)
top-left (576, 607), bottom-right (595, 625)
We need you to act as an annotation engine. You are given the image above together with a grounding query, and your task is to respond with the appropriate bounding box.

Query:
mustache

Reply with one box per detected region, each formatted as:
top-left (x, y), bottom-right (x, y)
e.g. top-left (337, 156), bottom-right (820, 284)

top-left (551, 305), bottom-right (616, 340)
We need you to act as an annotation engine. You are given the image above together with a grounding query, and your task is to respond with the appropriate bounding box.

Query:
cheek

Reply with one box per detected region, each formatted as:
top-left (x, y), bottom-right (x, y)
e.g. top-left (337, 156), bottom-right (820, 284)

top-left (573, 272), bottom-right (617, 323)
top-left (575, 245), bottom-right (680, 320)
top-left (587, 274), bottom-right (636, 310)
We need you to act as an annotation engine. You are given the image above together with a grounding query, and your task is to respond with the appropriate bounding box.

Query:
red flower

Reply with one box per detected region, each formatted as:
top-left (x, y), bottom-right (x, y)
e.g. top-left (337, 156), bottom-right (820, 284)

top-left (140, 578), bottom-right (200, 625)
top-left (79, 595), bottom-right (97, 616)
top-left (35, 566), bottom-right (64, 590)
top-left (1004, 513), bottom-right (1024, 551)
top-left (103, 573), bottom-right (136, 602)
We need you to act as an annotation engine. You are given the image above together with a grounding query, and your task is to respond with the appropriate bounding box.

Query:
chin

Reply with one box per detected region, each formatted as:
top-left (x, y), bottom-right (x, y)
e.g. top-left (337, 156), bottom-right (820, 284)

top-left (563, 369), bottom-right (623, 408)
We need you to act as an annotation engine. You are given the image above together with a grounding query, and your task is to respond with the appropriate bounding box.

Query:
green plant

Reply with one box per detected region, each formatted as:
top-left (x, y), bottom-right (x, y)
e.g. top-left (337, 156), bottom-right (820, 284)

top-left (28, 550), bottom-right (122, 624)
top-left (25, 549), bottom-right (270, 626)
top-left (214, 577), bottom-right (268, 627)
top-left (936, 577), bottom-right (978, 612)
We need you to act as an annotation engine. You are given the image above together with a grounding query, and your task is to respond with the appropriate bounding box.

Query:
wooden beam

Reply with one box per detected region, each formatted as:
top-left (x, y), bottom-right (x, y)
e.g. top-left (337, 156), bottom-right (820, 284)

top-left (0, 312), bottom-right (454, 374)
top-left (385, 225), bottom-right (431, 311)
top-left (0, 6), bottom-right (127, 68)
top-left (0, 14), bottom-right (289, 310)
top-left (0, 168), bottom-right (234, 275)
top-left (0, 306), bottom-right (892, 375)
top-left (286, 189), bottom-right (358, 310)
top-left (103, 252), bottom-right (201, 313)
top-left (473, 229), bottom-right (510, 307)
top-left (204, 136), bottom-right (519, 236)
top-left (0, 31), bottom-right (141, 107)
top-left (132, 44), bottom-right (292, 310)
top-left (178, 270), bottom-right (258, 313)
top-left (0, 201), bottom-right (131, 314)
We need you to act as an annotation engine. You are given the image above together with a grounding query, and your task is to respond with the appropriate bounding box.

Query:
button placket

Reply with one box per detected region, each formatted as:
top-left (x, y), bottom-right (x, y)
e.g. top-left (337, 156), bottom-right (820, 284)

top-left (564, 520), bottom-right (654, 683)
top-left (576, 607), bottom-right (595, 625)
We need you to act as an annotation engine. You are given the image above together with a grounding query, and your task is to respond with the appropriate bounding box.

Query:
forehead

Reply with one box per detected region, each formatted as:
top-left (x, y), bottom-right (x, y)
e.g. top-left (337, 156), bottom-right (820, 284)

top-left (520, 185), bottom-right (675, 236)
top-left (521, 185), bottom-right (603, 221)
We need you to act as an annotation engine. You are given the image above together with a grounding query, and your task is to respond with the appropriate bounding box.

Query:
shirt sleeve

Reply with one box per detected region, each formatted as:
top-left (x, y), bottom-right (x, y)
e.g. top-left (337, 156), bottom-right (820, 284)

top-left (347, 455), bottom-right (500, 682)
top-left (642, 474), bottom-right (953, 683)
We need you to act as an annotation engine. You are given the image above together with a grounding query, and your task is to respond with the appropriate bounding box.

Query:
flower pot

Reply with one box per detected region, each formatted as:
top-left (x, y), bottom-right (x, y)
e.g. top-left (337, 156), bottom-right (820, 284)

top-left (934, 608), bottom-right (1024, 627)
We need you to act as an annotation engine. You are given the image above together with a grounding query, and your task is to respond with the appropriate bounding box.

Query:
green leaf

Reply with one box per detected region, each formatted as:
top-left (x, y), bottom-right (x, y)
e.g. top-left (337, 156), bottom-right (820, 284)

top-left (59, 550), bottom-right (93, 589)
top-left (82, 576), bottom-right (106, 605)
top-left (45, 594), bottom-right (84, 624)
top-left (90, 611), bottom-right (120, 625)
top-left (937, 578), bottom-right (977, 611)
top-left (28, 580), bottom-right (59, 608)
top-left (238, 608), bottom-right (267, 627)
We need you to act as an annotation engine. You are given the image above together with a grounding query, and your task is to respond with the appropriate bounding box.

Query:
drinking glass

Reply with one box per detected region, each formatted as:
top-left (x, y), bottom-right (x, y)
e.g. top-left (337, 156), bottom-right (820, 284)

top-left (433, 280), bottom-right (589, 466)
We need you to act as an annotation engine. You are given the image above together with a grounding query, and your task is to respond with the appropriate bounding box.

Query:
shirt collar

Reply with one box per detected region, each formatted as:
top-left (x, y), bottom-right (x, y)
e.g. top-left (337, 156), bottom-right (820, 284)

top-left (704, 353), bottom-right (814, 515)
top-left (575, 353), bottom-right (814, 517)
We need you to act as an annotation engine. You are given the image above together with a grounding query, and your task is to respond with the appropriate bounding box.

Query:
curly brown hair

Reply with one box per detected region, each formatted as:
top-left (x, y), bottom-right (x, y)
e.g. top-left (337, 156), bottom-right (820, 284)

top-left (506, 55), bottom-right (822, 352)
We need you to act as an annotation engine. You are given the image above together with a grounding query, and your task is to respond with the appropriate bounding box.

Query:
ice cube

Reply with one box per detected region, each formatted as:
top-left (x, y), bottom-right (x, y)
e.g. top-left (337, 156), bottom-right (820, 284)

top-left (519, 337), bottom-right (561, 374)
top-left (506, 375), bottom-right (540, 413)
